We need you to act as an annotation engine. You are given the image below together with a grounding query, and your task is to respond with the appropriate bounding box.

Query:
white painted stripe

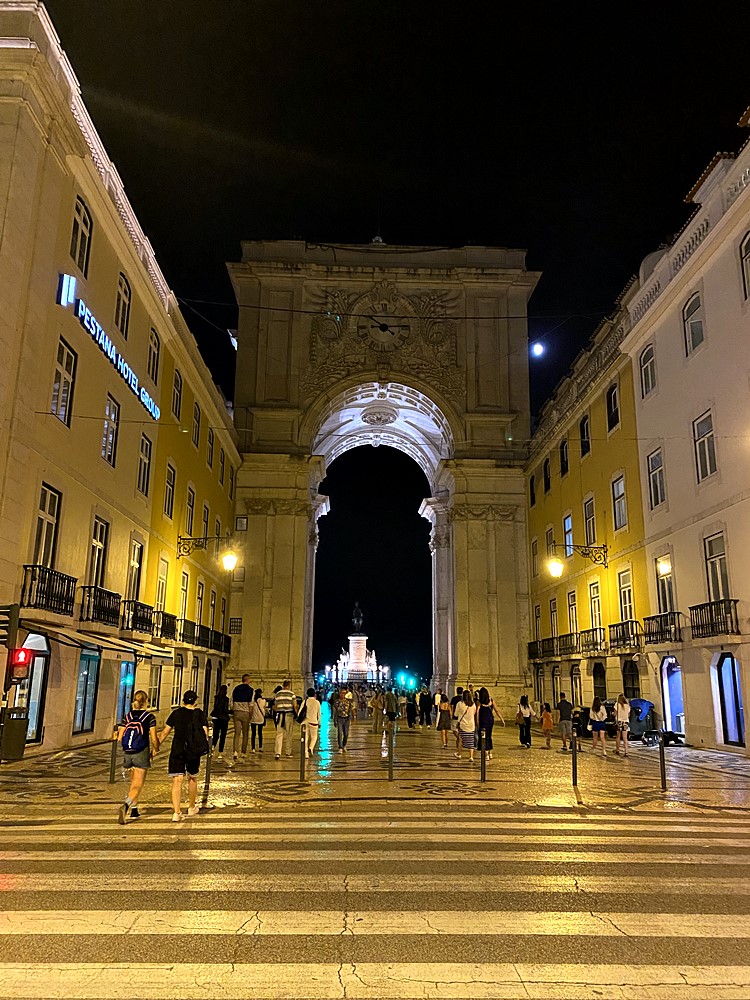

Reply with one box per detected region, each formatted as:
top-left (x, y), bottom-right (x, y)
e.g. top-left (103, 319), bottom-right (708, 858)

top-left (0, 909), bottom-right (748, 937)
top-left (0, 962), bottom-right (747, 999)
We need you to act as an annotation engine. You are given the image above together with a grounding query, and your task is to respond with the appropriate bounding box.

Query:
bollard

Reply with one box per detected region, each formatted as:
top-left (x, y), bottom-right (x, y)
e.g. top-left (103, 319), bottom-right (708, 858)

top-left (480, 728), bottom-right (486, 782)
top-left (658, 729), bottom-right (667, 792)
top-left (108, 729), bottom-right (119, 784)
top-left (388, 722), bottom-right (394, 781)
top-left (299, 722), bottom-right (307, 781)
top-left (571, 736), bottom-right (578, 787)
top-left (200, 740), bottom-right (213, 811)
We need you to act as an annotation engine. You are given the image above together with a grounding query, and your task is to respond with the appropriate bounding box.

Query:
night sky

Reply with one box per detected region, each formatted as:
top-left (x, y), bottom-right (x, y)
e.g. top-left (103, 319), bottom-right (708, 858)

top-left (43, 0), bottom-right (750, 676)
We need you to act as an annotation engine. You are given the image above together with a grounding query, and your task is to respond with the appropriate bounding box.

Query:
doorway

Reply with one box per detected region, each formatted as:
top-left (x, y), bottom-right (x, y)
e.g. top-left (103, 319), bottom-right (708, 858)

top-left (116, 661), bottom-right (135, 725)
top-left (661, 656), bottom-right (685, 735)
top-left (716, 652), bottom-right (745, 747)
top-left (15, 633), bottom-right (50, 743)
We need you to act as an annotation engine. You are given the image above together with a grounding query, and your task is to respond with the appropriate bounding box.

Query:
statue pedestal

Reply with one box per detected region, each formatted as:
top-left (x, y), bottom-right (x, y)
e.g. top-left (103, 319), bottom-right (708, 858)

top-left (347, 634), bottom-right (369, 680)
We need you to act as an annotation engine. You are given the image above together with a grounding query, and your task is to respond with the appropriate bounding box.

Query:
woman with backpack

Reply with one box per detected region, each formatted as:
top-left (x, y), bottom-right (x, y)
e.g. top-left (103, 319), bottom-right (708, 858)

top-left (334, 687), bottom-right (353, 753)
top-left (116, 689), bottom-right (159, 825)
top-left (516, 694), bottom-right (536, 749)
top-left (210, 684), bottom-right (230, 760)
top-left (158, 690), bottom-right (210, 822)
top-left (250, 688), bottom-right (267, 754)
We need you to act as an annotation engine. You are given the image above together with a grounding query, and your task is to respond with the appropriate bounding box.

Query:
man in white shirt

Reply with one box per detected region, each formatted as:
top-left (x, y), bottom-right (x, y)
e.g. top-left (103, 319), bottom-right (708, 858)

top-left (302, 687), bottom-right (321, 758)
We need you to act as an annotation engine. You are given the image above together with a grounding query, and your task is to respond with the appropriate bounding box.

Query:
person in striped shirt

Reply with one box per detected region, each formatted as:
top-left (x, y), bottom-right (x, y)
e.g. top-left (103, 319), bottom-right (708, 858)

top-left (273, 679), bottom-right (298, 759)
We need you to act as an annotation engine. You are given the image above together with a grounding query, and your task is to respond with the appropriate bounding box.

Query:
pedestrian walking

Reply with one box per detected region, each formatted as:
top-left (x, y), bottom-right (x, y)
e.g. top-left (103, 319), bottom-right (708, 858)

top-left (555, 692), bottom-right (573, 752)
top-left (116, 690), bottom-right (159, 824)
top-left (436, 692), bottom-right (452, 748)
top-left (589, 696), bottom-right (608, 756)
top-left (384, 687), bottom-right (398, 728)
top-left (450, 686), bottom-right (464, 751)
top-left (405, 689), bottom-right (418, 729)
top-left (516, 694), bottom-right (536, 749)
top-left (541, 702), bottom-right (554, 748)
top-left (273, 679), bottom-right (298, 759)
top-left (158, 690), bottom-right (210, 822)
top-left (210, 684), bottom-right (230, 759)
top-left (433, 687), bottom-right (442, 723)
top-left (454, 689), bottom-right (477, 761)
top-left (249, 688), bottom-right (266, 753)
top-left (302, 687), bottom-right (321, 758)
top-left (614, 694), bottom-right (631, 756)
top-left (398, 689), bottom-right (407, 727)
top-left (476, 687), bottom-right (504, 759)
top-left (418, 686), bottom-right (432, 728)
top-left (371, 688), bottom-right (385, 734)
top-left (230, 673), bottom-right (254, 760)
top-left (334, 687), bottom-right (353, 752)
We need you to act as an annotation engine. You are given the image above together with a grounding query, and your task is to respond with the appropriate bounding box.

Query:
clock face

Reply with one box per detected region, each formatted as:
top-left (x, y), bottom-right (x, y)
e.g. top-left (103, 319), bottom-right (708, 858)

top-left (356, 306), bottom-right (411, 352)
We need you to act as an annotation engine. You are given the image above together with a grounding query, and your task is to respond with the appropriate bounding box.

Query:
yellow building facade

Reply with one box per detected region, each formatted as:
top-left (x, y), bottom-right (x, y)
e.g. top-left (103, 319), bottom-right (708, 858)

top-left (526, 315), bottom-right (655, 715)
top-left (0, 5), bottom-right (239, 753)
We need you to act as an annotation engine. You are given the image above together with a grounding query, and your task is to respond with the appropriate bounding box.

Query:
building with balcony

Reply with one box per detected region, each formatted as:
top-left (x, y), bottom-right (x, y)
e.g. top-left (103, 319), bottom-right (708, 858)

top-left (619, 116), bottom-right (750, 753)
top-left (0, 4), bottom-right (240, 752)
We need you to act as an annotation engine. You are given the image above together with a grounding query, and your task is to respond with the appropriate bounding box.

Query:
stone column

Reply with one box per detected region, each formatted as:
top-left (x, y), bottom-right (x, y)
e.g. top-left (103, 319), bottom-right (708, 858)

top-left (420, 496), bottom-right (454, 695)
top-left (301, 491), bottom-right (330, 690)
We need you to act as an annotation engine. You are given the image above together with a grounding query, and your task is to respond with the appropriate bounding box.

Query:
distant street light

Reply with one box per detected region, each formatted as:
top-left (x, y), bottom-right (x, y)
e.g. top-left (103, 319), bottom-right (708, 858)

top-left (531, 342), bottom-right (544, 357)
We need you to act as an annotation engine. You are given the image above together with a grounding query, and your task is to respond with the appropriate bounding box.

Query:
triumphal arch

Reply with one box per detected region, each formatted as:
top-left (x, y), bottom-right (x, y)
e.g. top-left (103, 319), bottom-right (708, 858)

top-left (227, 241), bottom-right (539, 705)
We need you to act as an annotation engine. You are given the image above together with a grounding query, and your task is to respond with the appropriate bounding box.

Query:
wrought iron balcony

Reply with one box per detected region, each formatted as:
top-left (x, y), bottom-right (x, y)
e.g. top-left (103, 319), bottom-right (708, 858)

top-left (690, 599), bottom-right (740, 639)
top-left (527, 640), bottom-right (541, 660)
top-left (80, 585), bottom-right (121, 627)
top-left (153, 611), bottom-right (177, 641)
top-left (609, 619), bottom-right (643, 651)
top-left (558, 632), bottom-right (580, 657)
top-left (540, 636), bottom-right (559, 658)
top-left (177, 618), bottom-right (196, 644)
top-left (222, 633), bottom-right (232, 655)
top-left (21, 565), bottom-right (77, 616)
top-left (643, 612), bottom-right (683, 645)
top-left (580, 627), bottom-right (606, 654)
top-left (121, 600), bottom-right (154, 634)
top-left (197, 624), bottom-right (211, 648)
top-left (210, 628), bottom-right (224, 651)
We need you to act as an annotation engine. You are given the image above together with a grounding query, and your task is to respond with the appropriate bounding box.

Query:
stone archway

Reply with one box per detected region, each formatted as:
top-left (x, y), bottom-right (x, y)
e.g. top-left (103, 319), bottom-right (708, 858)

top-left (227, 241), bottom-right (539, 710)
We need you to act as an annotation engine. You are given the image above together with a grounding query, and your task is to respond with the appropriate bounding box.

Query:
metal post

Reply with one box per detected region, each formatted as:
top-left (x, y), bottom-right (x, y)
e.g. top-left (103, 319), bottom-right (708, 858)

top-left (480, 728), bottom-right (486, 782)
top-left (388, 722), bottom-right (394, 781)
top-left (299, 722), bottom-right (307, 781)
top-left (201, 737), bottom-right (213, 811)
top-left (571, 735), bottom-right (578, 787)
top-left (108, 729), bottom-right (118, 784)
top-left (658, 729), bottom-right (667, 791)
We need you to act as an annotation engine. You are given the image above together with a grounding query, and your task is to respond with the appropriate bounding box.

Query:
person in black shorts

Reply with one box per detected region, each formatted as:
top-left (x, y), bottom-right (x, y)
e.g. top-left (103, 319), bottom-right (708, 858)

top-left (158, 690), bottom-right (209, 823)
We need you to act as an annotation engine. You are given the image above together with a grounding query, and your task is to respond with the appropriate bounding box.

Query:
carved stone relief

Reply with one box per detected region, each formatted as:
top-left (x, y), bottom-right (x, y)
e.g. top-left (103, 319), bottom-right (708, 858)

top-left (450, 504), bottom-right (516, 522)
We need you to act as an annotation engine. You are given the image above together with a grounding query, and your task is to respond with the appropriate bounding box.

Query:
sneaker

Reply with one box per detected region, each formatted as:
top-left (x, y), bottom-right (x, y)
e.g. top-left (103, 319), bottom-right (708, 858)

top-left (217, 754), bottom-right (224, 761)
top-left (172, 812), bottom-right (185, 823)
top-left (233, 752), bottom-right (239, 760)
top-left (285, 754), bottom-right (293, 758)
top-left (487, 752), bottom-right (493, 760)
top-left (117, 802), bottom-right (130, 825)
top-left (454, 752), bottom-right (462, 759)
top-left (275, 754), bottom-right (281, 760)
top-left (187, 806), bottom-right (200, 817)
top-left (129, 808), bottom-right (140, 820)
top-left (338, 748), bottom-right (344, 754)
top-left (251, 749), bottom-right (256, 754)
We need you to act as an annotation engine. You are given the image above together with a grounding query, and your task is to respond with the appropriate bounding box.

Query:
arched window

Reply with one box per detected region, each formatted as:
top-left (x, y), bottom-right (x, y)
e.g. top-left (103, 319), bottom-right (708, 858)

top-left (639, 345), bottom-right (656, 397)
top-left (570, 663), bottom-right (582, 707)
top-left (593, 662), bottom-right (607, 701)
top-left (622, 660), bottom-right (641, 700)
top-left (192, 402), bottom-right (201, 447)
top-left (579, 414), bottom-right (591, 456)
top-left (683, 292), bottom-right (704, 354)
top-left (529, 474), bottom-right (536, 507)
top-left (543, 457), bottom-right (551, 493)
top-left (172, 370), bottom-right (182, 419)
top-left (147, 328), bottom-right (160, 383)
top-left (114, 273), bottom-right (131, 339)
top-left (70, 196), bottom-right (92, 276)
top-left (741, 232), bottom-right (750, 300)
top-left (559, 438), bottom-right (569, 476)
top-left (606, 383), bottom-right (620, 431)
top-left (207, 428), bottom-right (214, 468)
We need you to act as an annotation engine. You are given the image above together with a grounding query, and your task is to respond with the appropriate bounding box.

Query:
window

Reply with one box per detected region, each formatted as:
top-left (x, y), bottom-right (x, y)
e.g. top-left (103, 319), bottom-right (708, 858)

top-left (656, 557), bottom-right (675, 614)
top-left (171, 655), bottom-right (184, 706)
top-left (618, 568), bottom-right (634, 621)
top-left (229, 617), bottom-right (243, 635)
top-left (192, 403), bottom-right (201, 447)
top-left (186, 487), bottom-right (195, 535)
top-left (114, 273), bottom-right (131, 339)
top-left (579, 414), bottom-right (591, 457)
top-left (647, 449), bottom-right (666, 509)
top-left (220, 597), bottom-right (226, 632)
top-left (563, 514), bottom-right (573, 558)
top-left (589, 581), bottom-right (602, 629)
top-left (549, 598), bottom-right (558, 637)
top-left (229, 466), bottom-right (235, 500)
top-left (156, 557), bottom-right (169, 612)
top-left (640, 345), bottom-right (656, 397)
top-left (137, 435), bottom-right (152, 496)
top-left (89, 517), bottom-right (109, 588)
top-left (741, 232), bottom-right (750, 300)
top-left (606, 383), bottom-right (620, 431)
top-left (164, 464), bottom-right (175, 518)
top-left (101, 394), bottom-right (119, 466)
top-left (534, 605), bottom-right (541, 641)
top-left (147, 328), bottom-right (160, 383)
top-left (694, 410), bottom-right (717, 482)
top-left (705, 532), bottom-right (730, 602)
top-left (172, 370), bottom-right (182, 419)
top-left (235, 515), bottom-right (248, 532)
top-left (593, 662), bottom-right (607, 701)
top-left (531, 538), bottom-right (538, 577)
top-left (126, 539), bottom-right (143, 602)
top-left (567, 591), bottom-right (578, 633)
top-left (190, 657), bottom-right (199, 694)
top-left (622, 661), bottom-right (641, 700)
top-left (543, 458), bottom-right (551, 493)
top-left (559, 438), bottom-right (569, 477)
top-left (148, 664), bottom-right (162, 710)
top-left (72, 649), bottom-right (100, 734)
top-left (612, 475), bottom-right (627, 530)
top-left (179, 571), bottom-right (189, 619)
top-left (207, 428), bottom-right (214, 468)
top-left (33, 483), bottom-right (61, 567)
top-left (70, 196), bottom-right (93, 275)
top-left (683, 292), bottom-right (704, 354)
top-left (202, 503), bottom-right (209, 540)
top-left (583, 497), bottom-right (596, 545)
top-left (51, 338), bottom-right (77, 426)
top-left (219, 449), bottom-right (225, 486)
top-left (545, 527), bottom-right (554, 556)
top-left (570, 664), bottom-right (582, 707)
top-left (209, 590), bottom-right (217, 629)
top-left (196, 581), bottom-right (204, 625)
top-left (529, 474), bottom-right (536, 507)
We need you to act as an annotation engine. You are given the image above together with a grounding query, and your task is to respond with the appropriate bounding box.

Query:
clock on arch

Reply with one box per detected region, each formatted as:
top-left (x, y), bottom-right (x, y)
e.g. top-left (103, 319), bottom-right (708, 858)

top-left (356, 300), bottom-right (411, 352)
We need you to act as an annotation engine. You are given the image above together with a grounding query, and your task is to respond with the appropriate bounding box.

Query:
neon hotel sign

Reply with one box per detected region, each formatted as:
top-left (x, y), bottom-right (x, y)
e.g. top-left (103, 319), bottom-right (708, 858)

top-left (56, 273), bottom-right (160, 420)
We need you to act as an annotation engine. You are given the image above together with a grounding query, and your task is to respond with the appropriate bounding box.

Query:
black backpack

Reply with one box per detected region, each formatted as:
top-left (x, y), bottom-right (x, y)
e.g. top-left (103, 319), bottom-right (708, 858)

top-left (183, 710), bottom-right (209, 758)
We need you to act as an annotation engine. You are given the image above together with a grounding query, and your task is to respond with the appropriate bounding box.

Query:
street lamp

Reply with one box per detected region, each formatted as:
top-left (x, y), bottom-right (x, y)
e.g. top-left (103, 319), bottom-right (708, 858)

top-left (177, 534), bottom-right (238, 572)
top-left (546, 539), bottom-right (608, 577)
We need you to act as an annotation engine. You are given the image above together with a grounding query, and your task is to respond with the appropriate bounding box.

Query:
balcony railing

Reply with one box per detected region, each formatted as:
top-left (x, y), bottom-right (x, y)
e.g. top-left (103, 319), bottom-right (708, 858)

top-left (609, 619), bottom-right (642, 651)
top-left (527, 640), bottom-right (541, 660)
top-left (210, 628), bottom-right (224, 651)
top-left (80, 586), bottom-right (121, 627)
top-left (197, 624), bottom-right (211, 648)
top-left (580, 627), bottom-right (606, 654)
top-left (558, 632), bottom-right (580, 657)
top-left (540, 636), bottom-right (559, 658)
top-left (153, 611), bottom-right (177, 641)
top-left (644, 612), bottom-right (683, 645)
top-left (121, 600), bottom-right (154, 634)
top-left (690, 599), bottom-right (740, 639)
top-left (177, 618), bottom-right (196, 644)
top-left (21, 565), bottom-right (77, 616)
top-left (222, 634), bottom-right (232, 655)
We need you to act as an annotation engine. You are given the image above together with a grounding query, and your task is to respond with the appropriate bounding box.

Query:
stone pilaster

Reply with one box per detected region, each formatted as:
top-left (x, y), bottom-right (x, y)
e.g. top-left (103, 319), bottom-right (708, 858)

top-left (420, 496), bottom-right (454, 695)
